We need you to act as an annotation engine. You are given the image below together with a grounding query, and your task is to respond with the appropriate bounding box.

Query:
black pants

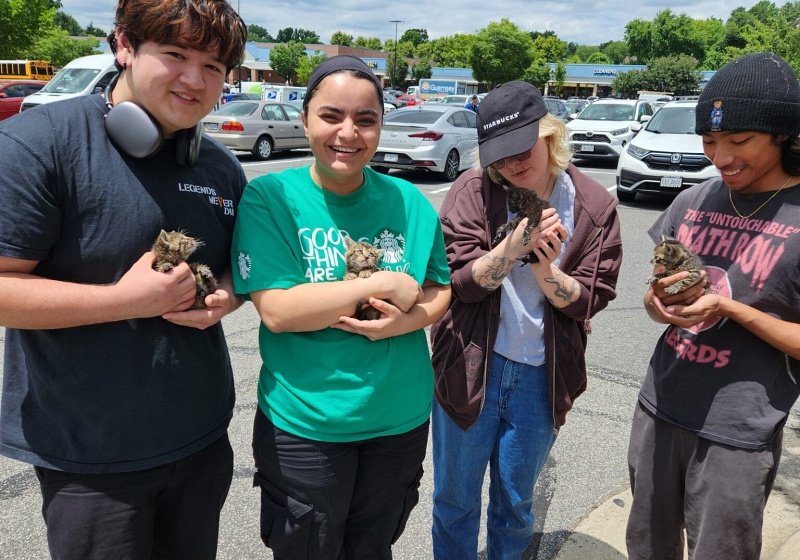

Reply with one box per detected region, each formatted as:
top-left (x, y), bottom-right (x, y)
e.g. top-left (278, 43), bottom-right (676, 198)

top-left (253, 409), bottom-right (428, 560)
top-left (35, 433), bottom-right (233, 560)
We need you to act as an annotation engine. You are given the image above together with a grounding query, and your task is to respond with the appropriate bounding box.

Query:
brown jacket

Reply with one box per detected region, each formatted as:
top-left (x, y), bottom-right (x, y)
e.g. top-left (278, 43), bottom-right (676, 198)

top-left (430, 165), bottom-right (623, 430)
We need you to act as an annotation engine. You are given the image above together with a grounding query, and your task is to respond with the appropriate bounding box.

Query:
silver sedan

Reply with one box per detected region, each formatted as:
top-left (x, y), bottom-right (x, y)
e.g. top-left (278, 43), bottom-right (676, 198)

top-left (370, 104), bottom-right (478, 181)
top-left (202, 100), bottom-right (308, 160)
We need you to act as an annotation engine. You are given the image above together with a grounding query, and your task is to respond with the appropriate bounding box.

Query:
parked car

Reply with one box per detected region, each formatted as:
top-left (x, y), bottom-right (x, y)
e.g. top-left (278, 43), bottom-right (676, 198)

top-left (383, 91), bottom-right (400, 108)
top-left (564, 99), bottom-right (589, 118)
top-left (395, 94), bottom-right (425, 106)
top-left (566, 99), bottom-right (654, 161)
top-left (383, 102), bottom-right (397, 114)
top-left (615, 100), bottom-right (719, 202)
top-left (370, 104), bottom-right (478, 181)
top-left (438, 95), bottom-right (471, 105)
top-left (544, 97), bottom-right (570, 122)
top-left (221, 92), bottom-right (260, 103)
top-left (20, 54), bottom-right (118, 112)
top-left (0, 80), bottom-right (46, 121)
top-left (202, 100), bottom-right (308, 160)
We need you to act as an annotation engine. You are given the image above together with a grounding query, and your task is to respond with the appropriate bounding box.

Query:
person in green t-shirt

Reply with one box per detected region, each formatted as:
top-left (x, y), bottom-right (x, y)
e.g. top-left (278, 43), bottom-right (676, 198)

top-left (232, 55), bottom-right (451, 558)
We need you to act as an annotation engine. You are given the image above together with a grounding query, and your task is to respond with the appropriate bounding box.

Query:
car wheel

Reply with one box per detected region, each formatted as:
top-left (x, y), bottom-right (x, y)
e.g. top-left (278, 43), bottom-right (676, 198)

top-left (442, 150), bottom-right (460, 182)
top-left (253, 136), bottom-right (273, 160)
top-left (371, 166), bottom-right (391, 174)
top-left (616, 188), bottom-right (636, 202)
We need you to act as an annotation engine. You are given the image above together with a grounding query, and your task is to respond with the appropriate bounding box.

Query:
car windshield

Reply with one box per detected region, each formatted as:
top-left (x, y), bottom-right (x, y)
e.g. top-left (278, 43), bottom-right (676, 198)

top-left (578, 103), bottom-right (634, 121)
top-left (212, 102), bottom-right (259, 117)
top-left (385, 110), bottom-right (443, 125)
top-left (645, 106), bottom-right (696, 134)
top-left (42, 68), bottom-right (100, 93)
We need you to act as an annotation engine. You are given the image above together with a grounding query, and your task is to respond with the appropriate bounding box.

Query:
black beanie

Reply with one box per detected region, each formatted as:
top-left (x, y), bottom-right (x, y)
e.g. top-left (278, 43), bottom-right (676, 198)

top-left (696, 52), bottom-right (800, 136)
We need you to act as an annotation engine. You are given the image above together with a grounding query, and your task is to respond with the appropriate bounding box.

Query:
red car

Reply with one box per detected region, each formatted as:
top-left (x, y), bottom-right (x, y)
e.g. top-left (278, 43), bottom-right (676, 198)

top-left (0, 80), bottom-right (47, 121)
top-left (395, 94), bottom-right (425, 106)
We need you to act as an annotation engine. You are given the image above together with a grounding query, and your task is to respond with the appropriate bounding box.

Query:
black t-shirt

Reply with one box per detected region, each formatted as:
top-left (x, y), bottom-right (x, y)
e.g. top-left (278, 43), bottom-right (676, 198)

top-left (641, 178), bottom-right (800, 449)
top-left (0, 94), bottom-right (247, 472)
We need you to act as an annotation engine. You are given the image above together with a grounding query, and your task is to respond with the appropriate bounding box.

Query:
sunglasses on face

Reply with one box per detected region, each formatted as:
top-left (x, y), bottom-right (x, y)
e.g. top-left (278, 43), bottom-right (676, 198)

top-left (492, 149), bottom-right (533, 170)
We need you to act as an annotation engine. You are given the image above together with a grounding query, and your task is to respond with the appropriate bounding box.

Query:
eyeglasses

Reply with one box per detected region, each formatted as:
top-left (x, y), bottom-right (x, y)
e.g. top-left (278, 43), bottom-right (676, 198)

top-left (491, 149), bottom-right (533, 170)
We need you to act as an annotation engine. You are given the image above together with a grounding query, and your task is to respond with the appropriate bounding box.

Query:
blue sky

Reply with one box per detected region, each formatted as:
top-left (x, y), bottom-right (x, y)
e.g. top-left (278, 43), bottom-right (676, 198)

top-left (58, 0), bottom-right (765, 47)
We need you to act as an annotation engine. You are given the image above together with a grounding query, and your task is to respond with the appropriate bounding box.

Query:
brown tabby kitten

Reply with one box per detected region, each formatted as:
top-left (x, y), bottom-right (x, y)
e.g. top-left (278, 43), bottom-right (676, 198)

top-left (343, 236), bottom-right (385, 320)
top-left (647, 236), bottom-right (706, 295)
top-left (152, 229), bottom-right (219, 310)
top-left (493, 187), bottom-right (552, 265)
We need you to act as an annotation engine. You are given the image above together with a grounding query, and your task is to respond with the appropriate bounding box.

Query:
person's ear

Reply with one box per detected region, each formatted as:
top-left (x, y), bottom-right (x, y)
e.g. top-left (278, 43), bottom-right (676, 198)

top-left (114, 26), bottom-right (134, 65)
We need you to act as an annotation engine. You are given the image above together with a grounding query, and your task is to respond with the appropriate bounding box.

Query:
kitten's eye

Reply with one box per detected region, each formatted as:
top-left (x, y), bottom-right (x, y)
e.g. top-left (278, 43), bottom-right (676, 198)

top-left (356, 250), bottom-right (363, 255)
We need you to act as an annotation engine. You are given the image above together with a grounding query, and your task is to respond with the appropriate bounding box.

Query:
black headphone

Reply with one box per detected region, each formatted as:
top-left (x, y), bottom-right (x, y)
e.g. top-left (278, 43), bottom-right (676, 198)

top-left (103, 74), bottom-right (201, 167)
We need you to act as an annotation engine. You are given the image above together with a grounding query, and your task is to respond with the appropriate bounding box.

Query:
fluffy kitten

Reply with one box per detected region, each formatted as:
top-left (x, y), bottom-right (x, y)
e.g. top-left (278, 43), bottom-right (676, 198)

top-left (493, 187), bottom-right (552, 265)
top-left (647, 236), bottom-right (705, 295)
top-left (152, 229), bottom-right (218, 310)
top-left (343, 236), bottom-right (385, 320)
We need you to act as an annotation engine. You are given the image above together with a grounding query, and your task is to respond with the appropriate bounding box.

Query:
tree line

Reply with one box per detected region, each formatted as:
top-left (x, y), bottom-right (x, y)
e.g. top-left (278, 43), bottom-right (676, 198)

top-left (3, 1), bottom-right (799, 95)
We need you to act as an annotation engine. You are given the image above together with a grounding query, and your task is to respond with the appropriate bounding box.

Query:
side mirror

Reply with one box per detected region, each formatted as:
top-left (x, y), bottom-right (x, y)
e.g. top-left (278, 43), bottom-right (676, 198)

top-left (640, 114), bottom-right (652, 123)
top-left (630, 122), bottom-right (642, 133)
top-left (0, 93), bottom-right (7, 99)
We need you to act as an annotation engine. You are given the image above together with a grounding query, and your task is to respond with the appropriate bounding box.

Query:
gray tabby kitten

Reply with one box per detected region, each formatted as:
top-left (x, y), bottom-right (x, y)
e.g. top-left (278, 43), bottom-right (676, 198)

top-left (493, 187), bottom-right (552, 265)
top-left (152, 229), bottom-right (218, 310)
top-left (647, 236), bottom-right (706, 295)
top-left (343, 236), bottom-right (385, 320)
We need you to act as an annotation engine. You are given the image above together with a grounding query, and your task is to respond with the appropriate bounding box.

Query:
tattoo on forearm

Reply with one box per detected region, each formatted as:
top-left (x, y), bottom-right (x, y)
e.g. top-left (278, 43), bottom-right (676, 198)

top-left (473, 254), bottom-right (514, 290)
top-left (544, 270), bottom-right (579, 304)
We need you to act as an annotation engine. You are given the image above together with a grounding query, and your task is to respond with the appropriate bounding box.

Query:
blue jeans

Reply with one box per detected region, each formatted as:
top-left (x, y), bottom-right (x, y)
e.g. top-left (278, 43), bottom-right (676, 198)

top-left (432, 352), bottom-right (557, 560)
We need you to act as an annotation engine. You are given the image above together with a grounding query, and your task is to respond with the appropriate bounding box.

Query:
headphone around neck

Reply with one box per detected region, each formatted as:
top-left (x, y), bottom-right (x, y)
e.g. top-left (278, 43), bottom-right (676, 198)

top-left (103, 74), bottom-right (201, 167)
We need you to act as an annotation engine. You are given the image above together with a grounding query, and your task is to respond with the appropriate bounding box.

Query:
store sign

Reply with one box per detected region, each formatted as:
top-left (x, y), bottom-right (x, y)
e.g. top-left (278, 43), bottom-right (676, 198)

top-left (593, 68), bottom-right (618, 76)
top-left (419, 80), bottom-right (458, 95)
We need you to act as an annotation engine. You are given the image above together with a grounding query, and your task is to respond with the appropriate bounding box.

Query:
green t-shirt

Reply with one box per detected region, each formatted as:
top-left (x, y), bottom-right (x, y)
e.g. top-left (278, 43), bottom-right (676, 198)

top-left (232, 166), bottom-right (450, 441)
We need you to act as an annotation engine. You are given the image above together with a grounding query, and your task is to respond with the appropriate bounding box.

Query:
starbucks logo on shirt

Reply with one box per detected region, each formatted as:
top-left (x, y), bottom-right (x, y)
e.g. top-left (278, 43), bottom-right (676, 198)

top-left (374, 229), bottom-right (406, 264)
top-left (237, 251), bottom-right (252, 280)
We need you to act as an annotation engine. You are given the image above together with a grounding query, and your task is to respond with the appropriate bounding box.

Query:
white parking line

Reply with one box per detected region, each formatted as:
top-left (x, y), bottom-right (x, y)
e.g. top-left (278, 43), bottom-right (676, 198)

top-left (431, 186), bottom-right (451, 194)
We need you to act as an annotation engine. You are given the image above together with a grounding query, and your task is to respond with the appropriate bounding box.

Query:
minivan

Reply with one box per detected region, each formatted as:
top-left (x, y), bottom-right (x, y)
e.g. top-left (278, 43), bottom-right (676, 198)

top-left (19, 54), bottom-right (118, 112)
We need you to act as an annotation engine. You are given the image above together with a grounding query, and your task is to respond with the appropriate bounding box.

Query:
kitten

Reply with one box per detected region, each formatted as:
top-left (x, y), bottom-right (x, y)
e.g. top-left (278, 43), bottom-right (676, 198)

top-left (647, 236), bottom-right (706, 295)
top-left (493, 187), bottom-right (552, 265)
top-left (152, 229), bottom-right (219, 310)
top-left (343, 236), bottom-right (385, 320)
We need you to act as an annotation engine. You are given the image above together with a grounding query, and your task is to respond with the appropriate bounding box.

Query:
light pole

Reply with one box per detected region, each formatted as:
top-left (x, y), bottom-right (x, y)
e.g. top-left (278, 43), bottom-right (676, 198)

top-left (236, 0), bottom-right (242, 91)
top-left (390, 20), bottom-right (403, 89)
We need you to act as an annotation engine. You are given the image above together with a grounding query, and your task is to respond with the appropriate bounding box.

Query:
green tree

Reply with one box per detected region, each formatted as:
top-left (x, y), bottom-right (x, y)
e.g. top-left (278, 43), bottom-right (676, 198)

top-left (330, 31), bottom-right (352, 46)
top-left (574, 45), bottom-right (600, 62)
top-left (29, 27), bottom-right (98, 67)
top-left (354, 36), bottom-right (382, 50)
top-left (248, 24), bottom-right (272, 42)
top-left (650, 9), bottom-right (706, 62)
top-left (400, 28), bottom-right (428, 47)
top-left (409, 59), bottom-right (432, 82)
top-left (295, 50), bottom-right (326, 85)
top-left (552, 62), bottom-right (567, 96)
top-left (522, 59), bottom-right (551, 91)
top-left (386, 51), bottom-right (408, 88)
top-left (275, 28), bottom-right (320, 44)
top-left (0, 0), bottom-right (61, 58)
top-left (84, 21), bottom-right (105, 37)
top-left (625, 19), bottom-right (655, 63)
top-left (53, 10), bottom-right (81, 35)
top-left (640, 54), bottom-right (703, 95)
top-left (611, 68), bottom-right (644, 98)
top-left (427, 34), bottom-right (474, 67)
top-left (586, 52), bottom-right (611, 64)
top-left (269, 41), bottom-right (305, 83)
top-left (532, 35), bottom-right (567, 62)
top-left (600, 41), bottom-right (629, 64)
top-left (470, 19), bottom-right (534, 88)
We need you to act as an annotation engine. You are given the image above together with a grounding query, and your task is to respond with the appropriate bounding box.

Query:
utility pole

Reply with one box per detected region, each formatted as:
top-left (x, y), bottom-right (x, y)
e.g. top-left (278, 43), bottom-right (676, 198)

top-left (390, 20), bottom-right (403, 89)
top-left (237, 0), bottom-right (242, 90)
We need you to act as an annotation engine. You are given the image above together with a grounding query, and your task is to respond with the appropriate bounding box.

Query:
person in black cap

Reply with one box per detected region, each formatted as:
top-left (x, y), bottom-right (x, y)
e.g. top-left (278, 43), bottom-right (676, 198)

top-left (464, 94), bottom-right (478, 112)
top-left (429, 80), bottom-right (622, 558)
top-left (627, 51), bottom-right (800, 560)
top-left (231, 54), bottom-right (451, 558)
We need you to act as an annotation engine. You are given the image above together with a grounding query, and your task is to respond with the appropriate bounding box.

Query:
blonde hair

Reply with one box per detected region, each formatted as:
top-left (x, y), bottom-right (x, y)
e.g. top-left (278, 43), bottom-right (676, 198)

top-left (481, 113), bottom-right (572, 185)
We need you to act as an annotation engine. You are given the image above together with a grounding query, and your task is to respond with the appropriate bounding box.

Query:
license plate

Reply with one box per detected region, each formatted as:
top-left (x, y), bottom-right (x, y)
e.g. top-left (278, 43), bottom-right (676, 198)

top-left (580, 144), bottom-right (594, 152)
top-left (205, 123), bottom-right (218, 131)
top-left (660, 176), bottom-right (682, 188)
top-left (384, 153), bottom-right (398, 163)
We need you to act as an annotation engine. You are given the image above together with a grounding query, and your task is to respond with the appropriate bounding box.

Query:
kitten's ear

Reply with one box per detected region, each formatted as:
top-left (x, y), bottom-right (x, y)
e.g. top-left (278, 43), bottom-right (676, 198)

top-left (159, 230), bottom-right (170, 242)
top-left (661, 234), bottom-right (668, 242)
top-left (344, 235), bottom-right (354, 249)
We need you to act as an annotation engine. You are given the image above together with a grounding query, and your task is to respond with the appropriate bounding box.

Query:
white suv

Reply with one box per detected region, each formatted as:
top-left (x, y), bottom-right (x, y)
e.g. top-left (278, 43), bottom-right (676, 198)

top-left (566, 99), bottom-right (653, 161)
top-left (615, 100), bottom-right (719, 202)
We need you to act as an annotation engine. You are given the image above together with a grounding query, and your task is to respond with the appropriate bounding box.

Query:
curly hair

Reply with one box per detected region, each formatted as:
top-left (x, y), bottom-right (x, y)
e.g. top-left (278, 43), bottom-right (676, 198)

top-left (483, 113), bottom-right (572, 185)
top-left (109, 0), bottom-right (247, 73)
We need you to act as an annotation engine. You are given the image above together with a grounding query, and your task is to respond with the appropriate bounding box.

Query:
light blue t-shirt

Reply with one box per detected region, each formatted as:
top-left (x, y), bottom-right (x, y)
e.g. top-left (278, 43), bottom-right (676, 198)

top-left (494, 172), bottom-right (576, 365)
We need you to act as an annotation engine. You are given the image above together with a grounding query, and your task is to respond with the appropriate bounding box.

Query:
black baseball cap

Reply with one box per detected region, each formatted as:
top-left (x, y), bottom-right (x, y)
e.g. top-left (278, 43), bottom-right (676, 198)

top-left (476, 81), bottom-right (548, 168)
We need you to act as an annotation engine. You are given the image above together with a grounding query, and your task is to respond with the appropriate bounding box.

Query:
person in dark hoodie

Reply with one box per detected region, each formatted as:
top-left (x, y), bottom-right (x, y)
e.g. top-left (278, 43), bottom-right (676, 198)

top-left (430, 80), bottom-right (622, 559)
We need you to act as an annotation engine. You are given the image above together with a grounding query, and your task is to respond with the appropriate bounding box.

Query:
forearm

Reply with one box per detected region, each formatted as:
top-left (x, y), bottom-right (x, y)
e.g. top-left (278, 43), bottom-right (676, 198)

top-left (534, 264), bottom-right (582, 309)
top-left (0, 273), bottom-right (132, 329)
top-left (721, 298), bottom-right (800, 360)
top-left (402, 283), bottom-right (451, 332)
top-left (470, 237), bottom-right (517, 291)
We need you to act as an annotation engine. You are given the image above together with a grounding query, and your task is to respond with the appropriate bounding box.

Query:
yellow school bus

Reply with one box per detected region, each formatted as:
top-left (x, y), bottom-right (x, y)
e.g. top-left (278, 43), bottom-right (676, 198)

top-left (0, 60), bottom-right (55, 82)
